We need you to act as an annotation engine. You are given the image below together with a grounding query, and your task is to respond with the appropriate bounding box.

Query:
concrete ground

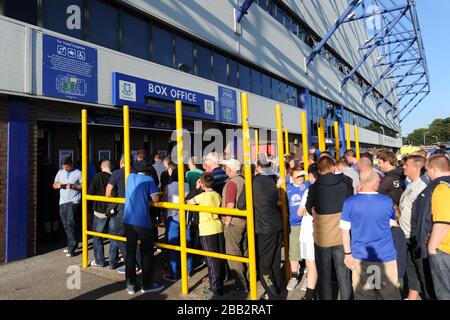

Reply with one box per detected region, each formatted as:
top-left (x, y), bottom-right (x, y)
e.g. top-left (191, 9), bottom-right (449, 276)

top-left (0, 236), bottom-right (307, 300)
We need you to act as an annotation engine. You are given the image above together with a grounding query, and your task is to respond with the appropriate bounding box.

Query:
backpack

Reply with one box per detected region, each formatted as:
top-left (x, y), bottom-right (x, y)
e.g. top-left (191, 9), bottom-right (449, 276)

top-left (185, 188), bottom-right (203, 228)
top-left (236, 186), bottom-right (246, 210)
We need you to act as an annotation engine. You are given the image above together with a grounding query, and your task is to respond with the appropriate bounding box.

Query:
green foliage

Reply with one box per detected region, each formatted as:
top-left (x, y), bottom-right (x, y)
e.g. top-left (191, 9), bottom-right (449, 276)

top-left (404, 117), bottom-right (450, 146)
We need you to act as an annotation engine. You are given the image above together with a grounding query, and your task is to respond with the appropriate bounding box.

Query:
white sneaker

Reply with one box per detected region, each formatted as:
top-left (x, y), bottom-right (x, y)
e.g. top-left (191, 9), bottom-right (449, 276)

top-left (141, 283), bottom-right (164, 293)
top-left (90, 261), bottom-right (105, 268)
top-left (63, 249), bottom-right (69, 253)
top-left (286, 277), bottom-right (299, 291)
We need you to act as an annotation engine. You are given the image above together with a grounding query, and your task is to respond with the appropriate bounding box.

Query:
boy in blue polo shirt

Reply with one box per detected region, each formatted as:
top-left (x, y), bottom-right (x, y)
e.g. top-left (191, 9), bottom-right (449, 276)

top-left (124, 165), bottom-right (164, 295)
top-left (340, 170), bottom-right (401, 300)
top-left (286, 166), bottom-right (310, 291)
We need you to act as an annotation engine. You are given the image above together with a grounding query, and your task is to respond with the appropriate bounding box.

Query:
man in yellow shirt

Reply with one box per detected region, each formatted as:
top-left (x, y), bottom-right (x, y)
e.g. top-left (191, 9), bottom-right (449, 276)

top-left (187, 173), bottom-right (225, 298)
top-left (426, 155), bottom-right (450, 300)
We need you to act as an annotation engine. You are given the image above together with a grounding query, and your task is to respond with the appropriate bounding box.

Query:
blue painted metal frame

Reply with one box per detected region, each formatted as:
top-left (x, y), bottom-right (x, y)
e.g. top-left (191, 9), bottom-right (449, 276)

top-left (306, 0), bottom-right (362, 66)
top-left (359, 36), bottom-right (415, 50)
top-left (344, 4), bottom-right (407, 22)
top-left (6, 98), bottom-right (29, 262)
top-left (243, 0), bottom-right (430, 123)
top-left (375, 62), bottom-right (421, 108)
top-left (341, 8), bottom-right (408, 87)
top-left (236, 0), bottom-right (255, 23)
top-left (362, 39), bottom-right (416, 100)
top-left (399, 92), bottom-right (430, 123)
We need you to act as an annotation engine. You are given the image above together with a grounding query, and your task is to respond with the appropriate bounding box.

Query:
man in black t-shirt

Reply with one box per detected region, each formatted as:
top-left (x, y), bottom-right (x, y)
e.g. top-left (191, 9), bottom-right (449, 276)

top-left (253, 155), bottom-right (283, 300)
top-left (106, 155), bottom-right (128, 269)
top-left (377, 150), bottom-right (407, 289)
top-left (88, 160), bottom-right (112, 267)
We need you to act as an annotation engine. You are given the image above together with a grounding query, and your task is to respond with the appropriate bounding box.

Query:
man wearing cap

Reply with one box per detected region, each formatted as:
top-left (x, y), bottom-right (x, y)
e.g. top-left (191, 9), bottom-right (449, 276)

top-left (222, 158), bottom-right (248, 292)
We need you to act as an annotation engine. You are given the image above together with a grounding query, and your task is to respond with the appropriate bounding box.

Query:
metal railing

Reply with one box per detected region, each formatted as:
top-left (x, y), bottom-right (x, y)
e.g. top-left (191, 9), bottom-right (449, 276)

top-left (81, 93), bottom-right (258, 299)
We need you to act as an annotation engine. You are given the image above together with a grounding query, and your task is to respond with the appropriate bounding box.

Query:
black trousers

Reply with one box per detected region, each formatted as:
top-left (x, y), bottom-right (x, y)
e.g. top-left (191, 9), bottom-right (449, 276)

top-left (200, 232), bottom-right (226, 294)
top-left (124, 223), bottom-right (154, 290)
top-left (256, 232), bottom-right (283, 300)
top-left (405, 238), bottom-right (436, 299)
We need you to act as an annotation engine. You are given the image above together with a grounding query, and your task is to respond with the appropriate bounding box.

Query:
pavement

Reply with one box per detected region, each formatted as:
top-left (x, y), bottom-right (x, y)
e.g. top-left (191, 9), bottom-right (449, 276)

top-left (0, 236), bottom-right (307, 300)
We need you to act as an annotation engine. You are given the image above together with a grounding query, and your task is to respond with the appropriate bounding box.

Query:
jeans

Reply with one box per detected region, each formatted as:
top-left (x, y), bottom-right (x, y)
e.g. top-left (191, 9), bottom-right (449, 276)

top-left (166, 217), bottom-right (192, 276)
top-left (315, 244), bottom-right (352, 300)
top-left (429, 249), bottom-right (450, 300)
top-left (59, 202), bottom-right (79, 252)
top-left (109, 212), bottom-right (128, 266)
top-left (92, 215), bottom-right (116, 266)
top-left (124, 224), bottom-right (155, 290)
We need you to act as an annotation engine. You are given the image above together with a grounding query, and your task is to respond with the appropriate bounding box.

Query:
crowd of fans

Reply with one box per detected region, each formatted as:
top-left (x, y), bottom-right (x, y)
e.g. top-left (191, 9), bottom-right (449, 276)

top-left (52, 145), bottom-right (450, 300)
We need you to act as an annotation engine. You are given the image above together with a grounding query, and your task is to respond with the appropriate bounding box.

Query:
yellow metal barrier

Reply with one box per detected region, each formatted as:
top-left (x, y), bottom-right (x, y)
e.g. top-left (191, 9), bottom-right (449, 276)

top-left (319, 117), bottom-right (327, 152)
top-left (175, 100), bottom-right (189, 295)
top-left (345, 123), bottom-right (351, 150)
top-left (254, 129), bottom-right (259, 156)
top-left (241, 93), bottom-right (258, 300)
top-left (284, 128), bottom-right (289, 155)
top-left (301, 112), bottom-right (309, 180)
top-left (85, 195), bottom-right (125, 204)
top-left (275, 104), bottom-right (291, 282)
top-left (82, 110), bottom-right (88, 268)
top-left (354, 125), bottom-right (360, 160)
top-left (123, 106), bottom-right (131, 183)
top-left (334, 121), bottom-right (340, 161)
top-left (151, 201), bottom-right (248, 217)
top-left (81, 96), bottom-right (258, 300)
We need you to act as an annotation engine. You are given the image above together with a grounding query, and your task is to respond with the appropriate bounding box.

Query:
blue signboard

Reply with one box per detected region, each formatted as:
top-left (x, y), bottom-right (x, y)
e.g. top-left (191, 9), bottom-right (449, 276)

top-left (42, 34), bottom-right (98, 103)
top-left (87, 108), bottom-right (194, 131)
top-left (218, 86), bottom-right (237, 124)
top-left (113, 73), bottom-right (217, 120)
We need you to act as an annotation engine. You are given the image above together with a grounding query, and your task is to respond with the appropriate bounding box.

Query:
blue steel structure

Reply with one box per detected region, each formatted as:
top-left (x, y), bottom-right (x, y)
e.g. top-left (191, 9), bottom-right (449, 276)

top-left (306, 0), bottom-right (430, 125)
top-left (236, 0), bottom-right (430, 126)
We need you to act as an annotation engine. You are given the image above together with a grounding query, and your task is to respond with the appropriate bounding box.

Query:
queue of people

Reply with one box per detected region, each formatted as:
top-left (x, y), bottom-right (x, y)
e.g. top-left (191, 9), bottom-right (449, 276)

top-left (52, 146), bottom-right (450, 300)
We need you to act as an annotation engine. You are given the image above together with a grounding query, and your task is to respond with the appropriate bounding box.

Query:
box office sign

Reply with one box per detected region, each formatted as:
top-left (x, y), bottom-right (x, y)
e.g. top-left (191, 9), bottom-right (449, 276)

top-left (112, 72), bottom-right (217, 121)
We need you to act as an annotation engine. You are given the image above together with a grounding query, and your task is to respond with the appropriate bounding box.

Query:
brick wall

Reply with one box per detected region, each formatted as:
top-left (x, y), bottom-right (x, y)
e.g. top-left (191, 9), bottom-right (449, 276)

top-left (28, 103), bottom-right (38, 257)
top-left (0, 97), bottom-right (7, 263)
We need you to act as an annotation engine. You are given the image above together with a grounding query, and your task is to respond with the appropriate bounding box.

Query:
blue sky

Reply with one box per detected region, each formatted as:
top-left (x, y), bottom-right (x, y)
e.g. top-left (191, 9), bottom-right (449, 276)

top-left (400, 0), bottom-right (450, 135)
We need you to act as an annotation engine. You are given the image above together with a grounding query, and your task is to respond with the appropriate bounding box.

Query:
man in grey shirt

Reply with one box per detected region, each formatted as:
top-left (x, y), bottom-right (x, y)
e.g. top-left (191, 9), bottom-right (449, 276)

top-left (399, 155), bottom-right (432, 300)
top-left (337, 159), bottom-right (360, 194)
top-left (53, 157), bottom-right (82, 257)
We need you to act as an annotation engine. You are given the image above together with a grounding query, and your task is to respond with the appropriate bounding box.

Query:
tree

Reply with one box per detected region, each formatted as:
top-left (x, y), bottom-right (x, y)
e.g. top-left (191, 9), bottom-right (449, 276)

top-left (404, 117), bottom-right (450, 146)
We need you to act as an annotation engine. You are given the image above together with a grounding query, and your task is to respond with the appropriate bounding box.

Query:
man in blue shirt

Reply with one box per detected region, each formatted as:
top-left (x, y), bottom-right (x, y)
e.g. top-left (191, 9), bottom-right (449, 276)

top-left (53, 157), bottom-right (82, 257)
top-left (286, 167), bottom-right (310, 291)
top-left (124, 165), bottom-right (164, 294)
top-left (340, 170), bottom-right (401, 300)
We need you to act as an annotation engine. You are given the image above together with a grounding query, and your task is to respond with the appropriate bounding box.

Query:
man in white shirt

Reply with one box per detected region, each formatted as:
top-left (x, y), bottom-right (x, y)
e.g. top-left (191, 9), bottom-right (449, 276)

top-left (53, 157), bottom-right (82, 257)
top-left (399, 155), bottom-right (432, 300)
